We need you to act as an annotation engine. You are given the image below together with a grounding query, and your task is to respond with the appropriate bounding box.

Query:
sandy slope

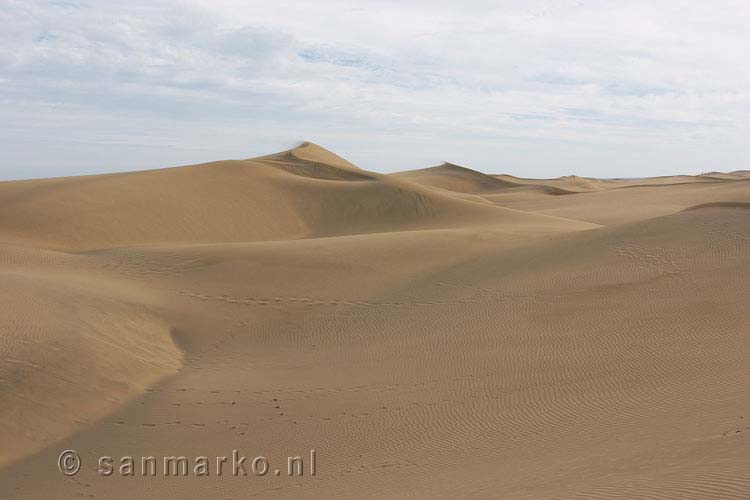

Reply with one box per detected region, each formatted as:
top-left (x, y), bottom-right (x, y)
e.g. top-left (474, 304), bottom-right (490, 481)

top-left (0, 242), bottom-right (183, 467)
top-left (0, 144), bottom-right (748, 500)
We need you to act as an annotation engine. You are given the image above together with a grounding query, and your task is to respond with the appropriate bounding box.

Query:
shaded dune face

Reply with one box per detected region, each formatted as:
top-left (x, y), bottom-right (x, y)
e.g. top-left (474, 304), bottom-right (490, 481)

top-left (0, 244), bottom-right (182, 467)
top-left (1, 143), bottom-right (749, 500)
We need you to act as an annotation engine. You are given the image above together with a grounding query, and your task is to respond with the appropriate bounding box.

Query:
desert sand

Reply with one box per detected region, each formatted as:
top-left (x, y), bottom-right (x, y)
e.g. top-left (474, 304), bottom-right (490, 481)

top-left (0, 142), bottom-right (748, 499)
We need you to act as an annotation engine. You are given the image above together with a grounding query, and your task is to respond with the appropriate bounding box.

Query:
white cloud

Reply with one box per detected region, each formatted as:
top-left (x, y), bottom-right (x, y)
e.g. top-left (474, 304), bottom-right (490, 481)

top-left (1, 0), bottom-right (750, 179)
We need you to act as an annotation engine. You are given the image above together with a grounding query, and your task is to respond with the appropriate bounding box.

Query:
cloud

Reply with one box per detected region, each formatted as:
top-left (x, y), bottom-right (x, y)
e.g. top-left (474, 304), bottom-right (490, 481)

top-left (1, 0), bottom-right (750, 179)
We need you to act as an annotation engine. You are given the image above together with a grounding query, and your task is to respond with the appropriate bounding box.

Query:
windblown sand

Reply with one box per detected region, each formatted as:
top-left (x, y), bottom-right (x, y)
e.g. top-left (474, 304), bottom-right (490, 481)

top-left (1, 143), bottom-right (748, 499)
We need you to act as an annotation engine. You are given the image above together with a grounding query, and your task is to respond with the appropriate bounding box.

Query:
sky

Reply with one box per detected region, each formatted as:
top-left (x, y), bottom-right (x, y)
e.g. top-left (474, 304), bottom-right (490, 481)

top-left (2, 0), bottom-right (750, 180)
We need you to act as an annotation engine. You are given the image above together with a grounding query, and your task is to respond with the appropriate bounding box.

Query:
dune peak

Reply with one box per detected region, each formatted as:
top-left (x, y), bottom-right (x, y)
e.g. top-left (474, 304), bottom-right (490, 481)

top-left (286, 141), bottom-right (362, 172)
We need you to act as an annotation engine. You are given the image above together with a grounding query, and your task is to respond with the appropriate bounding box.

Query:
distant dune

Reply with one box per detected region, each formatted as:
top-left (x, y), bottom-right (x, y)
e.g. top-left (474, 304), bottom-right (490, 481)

top-left (1, 143), bottom-right (749, 500)
top-left (391, 162), bottom-right (521, 194)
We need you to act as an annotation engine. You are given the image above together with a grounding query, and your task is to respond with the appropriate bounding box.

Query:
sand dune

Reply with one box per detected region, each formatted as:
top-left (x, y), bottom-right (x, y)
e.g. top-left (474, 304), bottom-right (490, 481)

top-left (484, 177), bottom-right (750, 225)
top-left (492, 172), bottom-right (741, 191)
top-left (397, 162), bottom-right (750, 226)
top-left (0, 143), bottom-right (593, 251)
top-left (1, 144), bottom-right (748, 500)
top-left (698, 172), bottom-right (746, 181)
top-left (392, 162), bottom-right (521, 194)
top-left (493, 173), bottom-right (617, 192)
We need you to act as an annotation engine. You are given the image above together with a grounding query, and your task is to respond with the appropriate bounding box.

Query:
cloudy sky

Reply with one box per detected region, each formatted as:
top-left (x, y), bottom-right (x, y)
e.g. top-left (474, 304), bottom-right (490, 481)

top-left (2, 0), bottom-right (750, 180)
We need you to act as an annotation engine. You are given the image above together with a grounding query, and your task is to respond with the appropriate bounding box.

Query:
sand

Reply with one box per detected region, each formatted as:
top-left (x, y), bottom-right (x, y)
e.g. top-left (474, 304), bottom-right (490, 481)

top-left (0, 142), bottom-right (748, 499)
